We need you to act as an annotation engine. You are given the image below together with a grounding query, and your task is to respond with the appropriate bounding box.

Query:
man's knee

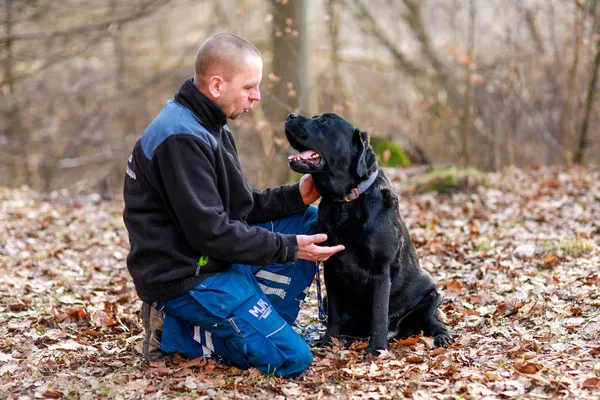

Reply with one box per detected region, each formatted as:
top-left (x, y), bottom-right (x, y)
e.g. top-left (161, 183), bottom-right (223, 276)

top-left (262, 338), bottom-right (313, 378)
top-left (280, 341), bottom-right (313, 377)
top-left (245, 321), bottom-right (314, 378)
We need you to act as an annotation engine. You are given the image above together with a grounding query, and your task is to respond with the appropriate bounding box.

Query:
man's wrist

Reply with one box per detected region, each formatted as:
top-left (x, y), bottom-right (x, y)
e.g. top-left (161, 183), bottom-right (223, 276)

top-left (281, 234), bottom-right (299, 264)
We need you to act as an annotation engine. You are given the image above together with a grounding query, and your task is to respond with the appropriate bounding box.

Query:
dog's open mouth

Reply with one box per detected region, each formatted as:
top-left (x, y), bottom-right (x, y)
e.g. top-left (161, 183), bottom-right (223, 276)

top-left (284, 121), bottom-right (326, 172)
top-left (288, 149), bottom-right (321, 163)
top-left (287, 149), bottom-right (324, 170)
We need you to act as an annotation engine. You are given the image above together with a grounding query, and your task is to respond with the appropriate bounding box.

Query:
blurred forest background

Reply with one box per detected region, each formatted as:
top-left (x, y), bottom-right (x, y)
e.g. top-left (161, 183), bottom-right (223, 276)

top-left (1, 0), bottom-right (599, 194)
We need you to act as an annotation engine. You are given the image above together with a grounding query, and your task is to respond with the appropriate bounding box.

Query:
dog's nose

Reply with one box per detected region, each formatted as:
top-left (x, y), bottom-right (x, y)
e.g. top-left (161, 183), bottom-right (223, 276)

top-left (287, 113), bottom-right (298, 121)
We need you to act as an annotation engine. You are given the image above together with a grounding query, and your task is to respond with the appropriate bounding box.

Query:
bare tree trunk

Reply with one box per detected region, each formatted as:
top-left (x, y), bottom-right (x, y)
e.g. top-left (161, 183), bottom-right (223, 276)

top-left (560, 2), bottom-right (583, 161)
top-left (575, 2), bottom-right (600, 164)
top-left (523, 8), bottom-right (545, 54)
top-left (508, 97), bottom-right (517, 167)
top-left (574, 36), bottom-right (600, 163)
top-left (261, 0), bottom-right (302, 186)
top-left (298, 0), bottom-right (312, 116)
top-left (323, 0), bottom-right (351, 118)
top-left (493, 113), bottom-right (501, 171)
top-left (459, 0), bottom-right (476, 166)
top-left (450, 0), bottom-right (459, 59)
top-left (327, 0), bottom-right (342, 92)
top-left (106, 0), bottom-right (131, 197)
top-left (2, 0), bottom-right (29, 187)
top-left (266, 0), bottom-right (300, 119)
top-left (506, 23), bottom-right (516, 167)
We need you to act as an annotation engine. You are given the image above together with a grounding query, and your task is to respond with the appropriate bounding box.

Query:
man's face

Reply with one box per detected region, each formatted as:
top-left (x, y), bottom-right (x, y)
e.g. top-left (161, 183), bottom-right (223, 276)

top-left (219, 55), bottom-right (262, 120)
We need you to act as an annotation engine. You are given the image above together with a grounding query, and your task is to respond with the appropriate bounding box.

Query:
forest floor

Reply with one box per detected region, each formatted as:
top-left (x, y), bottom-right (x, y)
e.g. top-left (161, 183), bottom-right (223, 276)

top-left (1, 165), bottom-right (599, 399)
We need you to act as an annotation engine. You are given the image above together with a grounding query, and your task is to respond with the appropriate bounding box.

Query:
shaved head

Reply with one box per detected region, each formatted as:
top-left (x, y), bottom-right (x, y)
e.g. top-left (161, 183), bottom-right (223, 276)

top-left (192, 33), bottom-right (263, 120)
top-left (194, 33), bottom-right (262, 88)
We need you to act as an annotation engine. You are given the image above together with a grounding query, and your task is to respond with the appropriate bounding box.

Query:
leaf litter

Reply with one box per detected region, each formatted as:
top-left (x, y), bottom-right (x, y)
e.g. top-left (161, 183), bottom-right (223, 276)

top-left (1, 165), bottom-right (599, 399)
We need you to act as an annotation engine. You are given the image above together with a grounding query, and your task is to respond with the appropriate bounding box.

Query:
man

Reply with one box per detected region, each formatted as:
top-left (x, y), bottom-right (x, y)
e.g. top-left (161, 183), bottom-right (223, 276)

top-left (123, 32), bottom-right (344, 378)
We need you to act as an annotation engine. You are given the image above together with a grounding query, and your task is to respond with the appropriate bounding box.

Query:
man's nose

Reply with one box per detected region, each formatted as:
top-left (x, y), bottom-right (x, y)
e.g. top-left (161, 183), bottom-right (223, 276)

top-left (250, 87), bottom-right (261, 101)
top-left (287, 113), bottom-right (298, 121)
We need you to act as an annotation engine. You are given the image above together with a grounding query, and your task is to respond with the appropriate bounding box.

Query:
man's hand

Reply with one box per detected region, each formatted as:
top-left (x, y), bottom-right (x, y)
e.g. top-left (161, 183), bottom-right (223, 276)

top-left (297, 233), bottom-right (345, 262)
top-left (299, 174), bottom-right (320, 205)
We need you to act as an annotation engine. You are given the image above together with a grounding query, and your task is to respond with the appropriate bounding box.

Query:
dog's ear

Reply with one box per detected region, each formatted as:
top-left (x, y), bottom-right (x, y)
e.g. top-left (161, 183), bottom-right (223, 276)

top-left (354, 130), bottom-right (370, 177)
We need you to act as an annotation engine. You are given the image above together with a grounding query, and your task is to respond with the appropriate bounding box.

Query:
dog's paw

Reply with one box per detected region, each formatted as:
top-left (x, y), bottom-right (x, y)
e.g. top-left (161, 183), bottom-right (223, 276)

top-left (365, 345), bottom-right (387, 356)
top-left (433, 332), bottom-right (453, 348)
top-left (316, 334), bottom-right (333, 348)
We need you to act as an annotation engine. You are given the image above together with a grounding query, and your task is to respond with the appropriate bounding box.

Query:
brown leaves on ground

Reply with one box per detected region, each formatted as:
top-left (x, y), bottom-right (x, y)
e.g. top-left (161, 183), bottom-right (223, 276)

top-left (1, 166), bottom-right (600, 399)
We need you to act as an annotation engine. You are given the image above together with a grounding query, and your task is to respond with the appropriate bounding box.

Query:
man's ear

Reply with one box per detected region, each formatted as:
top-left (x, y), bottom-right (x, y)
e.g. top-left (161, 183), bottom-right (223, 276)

top-left (208, 75), bottom-right (224, 99)
top-left (354, 130), bottom-right (370, 177)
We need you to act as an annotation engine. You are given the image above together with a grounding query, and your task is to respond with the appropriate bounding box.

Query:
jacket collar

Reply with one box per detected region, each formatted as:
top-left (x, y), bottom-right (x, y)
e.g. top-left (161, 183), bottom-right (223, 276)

top-left (174, 77), bottom-right (227, 129)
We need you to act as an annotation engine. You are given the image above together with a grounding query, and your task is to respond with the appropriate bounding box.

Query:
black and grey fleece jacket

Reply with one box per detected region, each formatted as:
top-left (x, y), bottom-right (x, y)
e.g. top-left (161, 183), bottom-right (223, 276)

top-left (123, 78), bottom-right (306, 303)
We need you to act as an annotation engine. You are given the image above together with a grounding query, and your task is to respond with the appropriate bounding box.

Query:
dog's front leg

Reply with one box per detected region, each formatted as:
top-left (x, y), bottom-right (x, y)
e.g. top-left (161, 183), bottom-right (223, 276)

top-left (318, 267), bottom-right (343, 347)
top-left (366, 273), bottom-right (391, 355)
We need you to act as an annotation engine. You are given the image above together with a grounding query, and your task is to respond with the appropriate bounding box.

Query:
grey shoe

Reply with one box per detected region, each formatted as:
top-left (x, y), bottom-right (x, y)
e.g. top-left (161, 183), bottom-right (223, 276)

top-left (141, 302), bottom-right (164, 362)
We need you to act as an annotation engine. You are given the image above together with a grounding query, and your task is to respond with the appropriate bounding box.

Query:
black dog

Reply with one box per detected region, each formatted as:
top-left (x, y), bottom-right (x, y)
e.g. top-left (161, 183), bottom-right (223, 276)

top-left (285, 112), bottom-right (452, 355)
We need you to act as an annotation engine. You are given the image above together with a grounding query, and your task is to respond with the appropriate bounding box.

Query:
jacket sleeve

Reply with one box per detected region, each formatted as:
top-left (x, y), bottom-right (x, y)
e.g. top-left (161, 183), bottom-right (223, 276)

top-left (247, 183), bottom-right (307, 224)
top-left (154, 135), bottom-right (298, 265)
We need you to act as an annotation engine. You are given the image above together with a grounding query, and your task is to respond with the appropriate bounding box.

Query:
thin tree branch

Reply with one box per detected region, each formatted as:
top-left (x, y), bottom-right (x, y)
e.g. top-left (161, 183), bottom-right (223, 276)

top-left (348, 0), bottom-right (423, 77)
top-left (0, 0), bottom-right (168, 43)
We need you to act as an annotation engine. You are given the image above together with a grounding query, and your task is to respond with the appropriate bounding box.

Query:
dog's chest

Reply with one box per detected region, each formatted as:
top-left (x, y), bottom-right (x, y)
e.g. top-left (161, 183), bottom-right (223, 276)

top-left (317, 203), bottom-right (369, 242)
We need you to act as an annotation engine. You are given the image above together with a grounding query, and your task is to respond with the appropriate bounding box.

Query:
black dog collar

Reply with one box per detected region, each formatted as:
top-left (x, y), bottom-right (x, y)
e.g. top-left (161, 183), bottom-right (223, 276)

top-left (343, 170), bottom-right (379, 202)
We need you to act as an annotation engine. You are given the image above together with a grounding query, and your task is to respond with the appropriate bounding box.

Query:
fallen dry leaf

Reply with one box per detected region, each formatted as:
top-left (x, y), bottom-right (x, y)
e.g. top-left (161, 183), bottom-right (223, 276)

top-left (543, 255), bottom-right (560, 268)
top-left (430, 347), bottom-right (446, 356)
top-left (446, 279), bottom-right (463, 294)
top-left (514, 361), bottom-right (542, 374)
top-left (354, 342), bottom-right (369, 351)
top-left (484, 372), bottom-right (500, 381)
top-left (394, 335), bottom-right (420, 347)
top-left (582, 377), bottom-right (600, 389)
top-left (90, 310), bottom-right (115, 328)
top-left (83, 328), bottom-right (102, 338)
top-left (42, 391), bottom-right (63, 399)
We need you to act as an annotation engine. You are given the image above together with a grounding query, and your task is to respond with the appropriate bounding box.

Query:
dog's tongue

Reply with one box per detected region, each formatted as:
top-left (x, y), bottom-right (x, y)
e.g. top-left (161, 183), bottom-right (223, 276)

top-left (289, 149), bottom-right (318, 160)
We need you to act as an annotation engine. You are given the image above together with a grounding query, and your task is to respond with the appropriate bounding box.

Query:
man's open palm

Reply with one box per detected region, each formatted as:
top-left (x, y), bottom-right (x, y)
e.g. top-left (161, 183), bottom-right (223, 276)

top-left (297, 233), bottom-right (344, 262)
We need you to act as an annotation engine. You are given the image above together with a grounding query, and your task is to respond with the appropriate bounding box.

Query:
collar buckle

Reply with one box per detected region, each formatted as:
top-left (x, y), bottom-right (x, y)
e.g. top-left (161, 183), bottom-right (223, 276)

top-left (344, 188), bottom-right (360, 202)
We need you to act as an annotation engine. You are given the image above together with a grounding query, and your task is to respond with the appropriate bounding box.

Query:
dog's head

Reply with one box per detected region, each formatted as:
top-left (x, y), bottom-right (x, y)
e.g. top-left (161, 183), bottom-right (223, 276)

top-left (284, 112), bottom-right (378, 199)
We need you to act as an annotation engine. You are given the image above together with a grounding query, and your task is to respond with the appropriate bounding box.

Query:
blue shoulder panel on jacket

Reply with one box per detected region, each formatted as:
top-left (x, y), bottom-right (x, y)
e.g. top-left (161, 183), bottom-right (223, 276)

top-left (140, 100), bottom-right (218, 159)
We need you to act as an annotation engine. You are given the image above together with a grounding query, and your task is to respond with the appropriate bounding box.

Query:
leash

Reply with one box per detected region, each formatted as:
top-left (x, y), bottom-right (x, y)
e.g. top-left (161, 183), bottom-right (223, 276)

top-left (293, 261), bottom-right (328, 343)
top-left (315, 261), bottom-right (327, 325)
top-left (297, 263), bottom-right (366, 344)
